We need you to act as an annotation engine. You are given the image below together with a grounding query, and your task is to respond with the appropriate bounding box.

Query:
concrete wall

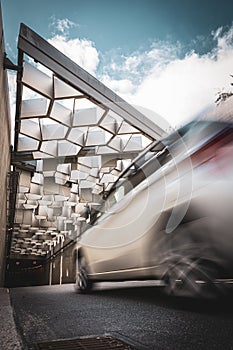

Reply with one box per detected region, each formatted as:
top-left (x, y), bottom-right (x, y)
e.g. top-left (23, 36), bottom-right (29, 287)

top-left (5, 243), bottom-right (76, 288)
top-left (0, 4), bottom-right (11, 286)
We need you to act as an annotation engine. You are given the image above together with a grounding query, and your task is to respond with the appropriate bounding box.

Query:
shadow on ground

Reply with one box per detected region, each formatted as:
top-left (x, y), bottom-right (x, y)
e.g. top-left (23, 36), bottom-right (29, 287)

top-left (82, 281), bottom-right (233, 314)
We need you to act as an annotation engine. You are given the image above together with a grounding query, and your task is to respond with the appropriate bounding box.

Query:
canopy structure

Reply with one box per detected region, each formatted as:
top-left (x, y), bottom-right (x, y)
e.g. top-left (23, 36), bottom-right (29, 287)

top-left (9, 23), bottom-right (167, 259)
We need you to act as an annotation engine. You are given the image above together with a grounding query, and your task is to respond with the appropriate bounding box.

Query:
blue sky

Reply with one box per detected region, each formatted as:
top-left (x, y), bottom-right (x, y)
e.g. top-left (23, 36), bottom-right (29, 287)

top-left (2, 0), bottom-right (233, 127)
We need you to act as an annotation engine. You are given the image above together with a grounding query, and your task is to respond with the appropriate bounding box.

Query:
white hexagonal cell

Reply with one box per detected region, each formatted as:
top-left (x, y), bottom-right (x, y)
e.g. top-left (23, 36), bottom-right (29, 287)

top-left (118, 121), bottom-right (139, 134)
top-left (20, 119), bottom-right (41, 140)
top-left (29, 182), bottom-right (42, 195)
top-left (25, 193), bottom-right (42, 200)
top-left (55, 172), bottom-right (69, 185)
top-left (99, 113), bottom-right (118, 134)
top-left (100, 173), bottom-right (118, 184)
top-left (79, 180), bottom-right (95, 189)
top-left (108, 135), bottom-right (124, 152)
top-left (22, 62), bottom-right (53, 98)
top-left (33, 152), bottom-right (53, 160)
top-left (50, 101), bottom-right (72, 127)
top-left (18, 135), bottom-right (39, 152)
top-left (40, 140), bottom-right (58, 157)
top-left (58, 140), bottom-right (81, 157)
top-left (86, 127), bottom-right (112, 146)
top-left (21, 98), bottom-right (49, 118)
top-left (31, 173), bottom-right (44, 185)
top-left (73, 106), bottom-right (105, 127)
top-left (78, 156), bottom-right (101, 168)
top-left (70, 170), bottom-right (88, 181)
top-left (41, 119), bottom-right (68, 140)
top-left (36, 160), bottom-right (43, 172)
top-left (67, 127), bottom-right (87, 146)
top-left (23, 203), bottom-right (38, 210)
top-left (70, 184), bottom-right (79, 193)
top-left (123, 134), bottom-right (152, 152)
top-left (123, 135), bottom-right (144, 152)
top-left (89, 168), bottom-right (99, 178)
top-left (57, 163), bottom-right (71, 175)
top-left (54, 77), bottom-right (83, 99)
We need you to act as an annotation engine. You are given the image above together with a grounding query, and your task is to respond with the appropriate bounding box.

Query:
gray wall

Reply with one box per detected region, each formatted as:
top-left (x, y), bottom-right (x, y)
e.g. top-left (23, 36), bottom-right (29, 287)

top-left (0, 3), bottom-right (11, 286)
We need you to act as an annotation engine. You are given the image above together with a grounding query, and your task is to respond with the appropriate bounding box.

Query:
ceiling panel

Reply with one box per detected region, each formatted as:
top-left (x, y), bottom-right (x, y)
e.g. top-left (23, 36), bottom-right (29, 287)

top-left (10, 23), bottom-right (167, 258)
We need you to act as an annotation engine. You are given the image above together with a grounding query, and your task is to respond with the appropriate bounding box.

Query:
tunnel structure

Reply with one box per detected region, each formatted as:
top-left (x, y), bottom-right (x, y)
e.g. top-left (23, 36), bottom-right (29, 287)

top-left (3, 20), bottom-right (169, 287)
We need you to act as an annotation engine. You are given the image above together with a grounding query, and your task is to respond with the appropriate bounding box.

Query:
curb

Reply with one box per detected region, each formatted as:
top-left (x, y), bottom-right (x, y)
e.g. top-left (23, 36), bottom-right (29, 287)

top-left (0, 288), bottom-right (22, 350)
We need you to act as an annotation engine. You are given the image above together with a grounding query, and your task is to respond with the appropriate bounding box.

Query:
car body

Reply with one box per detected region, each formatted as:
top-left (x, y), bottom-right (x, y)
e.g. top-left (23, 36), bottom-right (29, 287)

top-left (74, 119), bottom-right (233, 297)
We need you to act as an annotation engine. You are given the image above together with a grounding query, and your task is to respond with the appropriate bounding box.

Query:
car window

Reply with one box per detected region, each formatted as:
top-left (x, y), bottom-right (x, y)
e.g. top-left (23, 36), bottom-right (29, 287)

top-left (164, 120), bottom-right (233, 153)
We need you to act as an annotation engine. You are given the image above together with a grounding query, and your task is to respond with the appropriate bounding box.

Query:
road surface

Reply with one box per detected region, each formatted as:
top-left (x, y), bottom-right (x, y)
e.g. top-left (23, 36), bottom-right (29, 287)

top-left (9, 282), bottom-right (233, 349)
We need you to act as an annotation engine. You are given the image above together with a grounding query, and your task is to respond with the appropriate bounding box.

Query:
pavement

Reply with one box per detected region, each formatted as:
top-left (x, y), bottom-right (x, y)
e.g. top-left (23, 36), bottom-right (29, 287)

top-left (0, 288), bottom-right (22, 350)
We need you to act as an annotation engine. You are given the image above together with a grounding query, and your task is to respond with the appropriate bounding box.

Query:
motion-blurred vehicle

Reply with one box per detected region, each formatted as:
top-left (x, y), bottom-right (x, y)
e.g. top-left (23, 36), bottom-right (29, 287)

top-left (73, 119), bottom-right (233, 298)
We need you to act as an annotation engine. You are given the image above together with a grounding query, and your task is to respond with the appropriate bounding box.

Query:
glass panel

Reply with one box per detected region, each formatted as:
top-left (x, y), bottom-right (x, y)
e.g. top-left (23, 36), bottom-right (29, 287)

top-left (73, 106), bottom-right (105, 127)
top-left (20, 119), bottom-right (41, 140)
top-left (41, 121), bottom-right (68, 140)
top-left (57, 140), bottom-right (81, 157)
top-left (50, 101), bottom-right (72, 126)
top-left (21, 98), bottom-right (49, 118)
top-left (67, 127), bottom-right (87, 146)
top-left (18, 135), bottom-right (39, 151)
top-left (86, 127), bottom-right (112, 146)
top-left (22, 62), bottom-right (53, 98)
top-left (54, 76), bottom-right (83, 98)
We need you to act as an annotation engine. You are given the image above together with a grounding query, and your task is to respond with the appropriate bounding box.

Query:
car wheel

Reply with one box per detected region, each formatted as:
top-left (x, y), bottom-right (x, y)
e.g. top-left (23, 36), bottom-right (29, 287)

top-left (163, 258), bottom-right (219, 299)
top-left (75, 256), bottom-right (93, 294)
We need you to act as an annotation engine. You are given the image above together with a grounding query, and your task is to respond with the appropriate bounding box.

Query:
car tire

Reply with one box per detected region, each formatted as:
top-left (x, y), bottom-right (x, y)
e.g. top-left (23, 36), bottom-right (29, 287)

top-left (75, 256), bottom-right (93, 294)
top-left (163, 258), bottom-right (219, 299)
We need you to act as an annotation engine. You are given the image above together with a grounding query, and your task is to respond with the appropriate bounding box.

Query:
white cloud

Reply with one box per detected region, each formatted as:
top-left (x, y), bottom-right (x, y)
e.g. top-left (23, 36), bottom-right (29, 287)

top-left (130, 53), bottom-right (221, 127)
top-left (101, 75), bottom-right (135, 95)
top-left (7, 22), bottom-right (233, 138)
top-left (56, 19), bottom-right (76, 34)
top-left (49, 16), bottom-right (77, 35)
top-left (48, 16), bottom-right (99, 75)
top-left (101, 41), bottom-right (181, 83)
top-left (48, 35), bottom-right (99, 75)
top-left (101, 27), bottom-right (233, 128)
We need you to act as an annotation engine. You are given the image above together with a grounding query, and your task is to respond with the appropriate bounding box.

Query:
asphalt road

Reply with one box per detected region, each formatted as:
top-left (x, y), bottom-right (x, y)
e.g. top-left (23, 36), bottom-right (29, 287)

top-left (9, 282), bottom-right (233, 350)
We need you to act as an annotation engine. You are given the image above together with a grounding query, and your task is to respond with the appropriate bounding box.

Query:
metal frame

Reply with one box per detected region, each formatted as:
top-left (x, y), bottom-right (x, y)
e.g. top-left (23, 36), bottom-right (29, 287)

top-left (17, 23), bottom-right (164, 149)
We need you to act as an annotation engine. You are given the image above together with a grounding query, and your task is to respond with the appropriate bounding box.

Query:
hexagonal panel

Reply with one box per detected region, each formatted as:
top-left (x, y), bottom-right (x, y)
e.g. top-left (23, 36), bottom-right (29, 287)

top-left (22, 62), bottom-right (53, 98)
top-left (50, 101), bottom-right (72, 127)
top-left (73, 107), bottom-right (105, 127)
top-left (41, 119), bottom-right (69, 140)
top-left (57, 140), bottom-right (81, 157)
top-left (20, 119), bottom-right (41, 140)
top-left (86, 127), bottom-right (112, 146)
top-left (67, 127), bottom-right (87, 146)
top-left (18, 135), bottom-right (39, 152)
top-left (21, 98), bottom-right (50, 118)
top-left (54, 76), bottom-right (83, 99)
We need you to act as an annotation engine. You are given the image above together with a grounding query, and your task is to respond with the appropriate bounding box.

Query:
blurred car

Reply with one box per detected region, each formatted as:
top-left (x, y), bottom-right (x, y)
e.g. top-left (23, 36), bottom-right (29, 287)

top-left (73, 119), bottom-right (233, 298)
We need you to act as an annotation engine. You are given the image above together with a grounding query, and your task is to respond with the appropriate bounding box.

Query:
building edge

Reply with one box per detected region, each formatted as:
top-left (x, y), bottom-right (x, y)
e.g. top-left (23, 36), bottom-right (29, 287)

top-left (0, 2), bottom-right (11, 286)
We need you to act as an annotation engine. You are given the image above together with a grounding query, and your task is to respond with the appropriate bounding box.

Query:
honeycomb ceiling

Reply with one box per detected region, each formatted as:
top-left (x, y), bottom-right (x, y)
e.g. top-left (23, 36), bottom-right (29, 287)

top-left (9, 24), bottom-right (167, 259)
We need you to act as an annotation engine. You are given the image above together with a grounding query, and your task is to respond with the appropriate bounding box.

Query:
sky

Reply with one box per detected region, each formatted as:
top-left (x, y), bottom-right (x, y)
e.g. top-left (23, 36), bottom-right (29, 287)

top-left (2, 0), bottom-right (233, 129)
